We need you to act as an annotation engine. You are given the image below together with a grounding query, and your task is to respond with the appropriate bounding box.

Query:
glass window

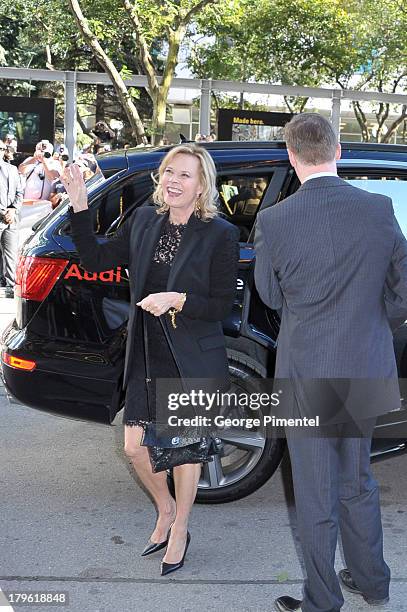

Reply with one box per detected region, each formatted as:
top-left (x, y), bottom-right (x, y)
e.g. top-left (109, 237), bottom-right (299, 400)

top-left (217, 175), bottom-right (270, 241)
top-left (92, 173), bottom-right (153, 236)
top-left (341, 174), bottom-right (407, 236)
top-left (64, 172), bottom-right (153, 237)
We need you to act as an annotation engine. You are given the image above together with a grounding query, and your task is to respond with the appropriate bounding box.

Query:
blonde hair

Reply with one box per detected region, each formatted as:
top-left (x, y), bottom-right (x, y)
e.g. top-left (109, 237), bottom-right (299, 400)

top-left (151, 143), bottom-right (219, 221)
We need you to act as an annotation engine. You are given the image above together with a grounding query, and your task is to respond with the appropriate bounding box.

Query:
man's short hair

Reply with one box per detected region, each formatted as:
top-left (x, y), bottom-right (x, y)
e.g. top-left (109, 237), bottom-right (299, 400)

top-left (284, 113), bottom-right (337, 165)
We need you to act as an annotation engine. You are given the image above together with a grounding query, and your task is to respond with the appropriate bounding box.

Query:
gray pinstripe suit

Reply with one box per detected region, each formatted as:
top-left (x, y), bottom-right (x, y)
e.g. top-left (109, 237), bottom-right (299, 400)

top-left (254, 175), bottom-right (407, 611)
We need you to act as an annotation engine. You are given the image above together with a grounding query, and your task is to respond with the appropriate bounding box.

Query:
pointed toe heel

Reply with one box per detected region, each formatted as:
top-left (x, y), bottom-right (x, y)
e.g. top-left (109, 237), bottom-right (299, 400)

top-left (160, 531), bottom-right (191, 576)
top-left (141, 539), bottom-right (168, 557)
top-left (141, 525), bottom-right (173, 557)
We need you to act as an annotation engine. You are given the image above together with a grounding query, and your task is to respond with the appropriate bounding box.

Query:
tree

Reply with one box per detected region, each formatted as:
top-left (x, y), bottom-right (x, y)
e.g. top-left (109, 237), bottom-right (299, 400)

top-left (189, 0), bottom-right (366, 111)
top-left (0, 0), bottom-right (153, 144)
top-left (3, 0), bottom-right (406, 143)
top-left (1, 0), bottom-right (221, 144)
top-left (68, 0), bottom-right (220, 144)
top-left (189, 0), bottom-right (407, 142)
top-left (67, 0), bottom-right (148, 143)
top-left (338, 0), bottom-right (407, 143)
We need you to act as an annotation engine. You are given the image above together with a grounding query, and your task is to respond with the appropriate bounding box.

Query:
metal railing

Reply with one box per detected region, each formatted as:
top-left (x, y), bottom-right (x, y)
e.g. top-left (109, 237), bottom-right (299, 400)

top-left (1, 66), bottom-right (407, 159)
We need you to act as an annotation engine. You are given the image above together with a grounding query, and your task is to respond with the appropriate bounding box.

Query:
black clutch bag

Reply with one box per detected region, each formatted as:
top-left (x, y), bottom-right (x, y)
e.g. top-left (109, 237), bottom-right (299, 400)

top-left (140, 310), bottom-right (223, 473)
top-left (141, 425), bottom-right (223, 473)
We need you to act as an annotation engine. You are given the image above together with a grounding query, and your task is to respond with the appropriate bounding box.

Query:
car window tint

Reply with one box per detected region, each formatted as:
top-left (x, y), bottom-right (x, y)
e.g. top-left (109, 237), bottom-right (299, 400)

top-left (92, 174), bottom-right (153, 236)
top-left (342, 175), bottom-right (407, 236)
top-left (217, 175), bottom-right (270, 241)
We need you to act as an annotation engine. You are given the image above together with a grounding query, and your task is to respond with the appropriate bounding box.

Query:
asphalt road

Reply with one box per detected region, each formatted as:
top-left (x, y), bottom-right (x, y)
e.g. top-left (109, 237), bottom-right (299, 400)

top-left (1, 298), bottom-right (407, 612)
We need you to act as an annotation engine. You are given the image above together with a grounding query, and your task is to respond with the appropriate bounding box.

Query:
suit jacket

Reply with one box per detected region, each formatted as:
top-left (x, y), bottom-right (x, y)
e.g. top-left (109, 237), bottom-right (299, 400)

top-left (0, 160), bottom-right (23, 213)
top-left (69, 205), bottom-right (240, 391)
top-left (254, 175), bottom-right (407, 421)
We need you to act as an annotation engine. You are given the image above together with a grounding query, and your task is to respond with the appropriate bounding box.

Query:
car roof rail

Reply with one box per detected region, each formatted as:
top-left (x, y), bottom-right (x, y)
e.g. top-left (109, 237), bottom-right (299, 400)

top-left (101, 140), bottom-right (407, 158)
top-left (130, 141), bottom-right (407, 153)
top-left (339, 142), bottom-right (407, 153)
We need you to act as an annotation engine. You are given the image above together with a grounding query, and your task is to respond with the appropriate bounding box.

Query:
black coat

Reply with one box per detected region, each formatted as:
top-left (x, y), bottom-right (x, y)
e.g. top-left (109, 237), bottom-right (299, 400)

top-left (69, 205), bottom-right (240, 391)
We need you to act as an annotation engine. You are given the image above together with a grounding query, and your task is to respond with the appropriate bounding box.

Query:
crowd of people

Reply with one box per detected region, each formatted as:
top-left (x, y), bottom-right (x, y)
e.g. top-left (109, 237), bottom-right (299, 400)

top-left (194, 132), bottom-right (216, 143)
top-left (0, 138), bottom-right (99, 298)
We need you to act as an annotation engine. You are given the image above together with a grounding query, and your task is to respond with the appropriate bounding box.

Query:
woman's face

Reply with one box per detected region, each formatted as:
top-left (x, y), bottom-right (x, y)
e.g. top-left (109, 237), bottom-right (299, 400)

top-left (161, 153), bottom-right (203, 211)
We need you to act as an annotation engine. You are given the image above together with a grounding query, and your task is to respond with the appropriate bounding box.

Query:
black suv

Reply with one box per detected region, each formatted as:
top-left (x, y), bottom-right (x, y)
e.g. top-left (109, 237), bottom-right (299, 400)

top-left (2, 141), bottom-right (407, 503)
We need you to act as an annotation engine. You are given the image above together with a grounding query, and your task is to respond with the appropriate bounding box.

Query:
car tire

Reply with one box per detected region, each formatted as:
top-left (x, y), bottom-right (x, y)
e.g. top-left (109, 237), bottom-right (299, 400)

top-left (167, 355), bottom-right (286, 504)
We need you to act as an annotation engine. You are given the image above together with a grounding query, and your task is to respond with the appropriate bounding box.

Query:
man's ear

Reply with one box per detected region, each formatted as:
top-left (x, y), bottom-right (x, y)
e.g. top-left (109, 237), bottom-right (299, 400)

top-left (335, 142), bottom-right (342, 161)
top-left (287, 148), bottom-right (297, 168)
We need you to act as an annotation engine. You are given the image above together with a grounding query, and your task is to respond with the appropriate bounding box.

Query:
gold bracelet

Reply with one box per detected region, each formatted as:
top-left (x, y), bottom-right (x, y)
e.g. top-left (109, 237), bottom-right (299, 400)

top-left (168, 293), bottom-right (186, 329)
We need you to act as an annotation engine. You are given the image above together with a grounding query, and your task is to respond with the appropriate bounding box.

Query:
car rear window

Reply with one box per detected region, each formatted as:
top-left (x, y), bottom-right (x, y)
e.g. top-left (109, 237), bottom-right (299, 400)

top-left (343, 174), bottom-right (407, 235)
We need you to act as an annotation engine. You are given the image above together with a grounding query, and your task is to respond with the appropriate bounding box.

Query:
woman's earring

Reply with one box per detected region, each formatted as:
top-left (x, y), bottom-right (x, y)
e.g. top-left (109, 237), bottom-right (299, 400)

top-left (195, 194), bottom-right (202, 217)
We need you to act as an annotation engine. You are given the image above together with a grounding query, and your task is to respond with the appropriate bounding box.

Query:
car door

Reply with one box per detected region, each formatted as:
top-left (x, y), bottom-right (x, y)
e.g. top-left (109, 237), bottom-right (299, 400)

top-left (215, 163), bottom-right (290, 343)
top-left (337, 162), bottom-right (407, 444)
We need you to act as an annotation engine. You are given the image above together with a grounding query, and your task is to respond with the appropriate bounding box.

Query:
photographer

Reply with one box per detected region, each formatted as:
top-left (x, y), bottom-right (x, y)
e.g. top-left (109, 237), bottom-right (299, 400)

top-left (52, 144), bottom-right (70, 176)
top-left (90, 121), bottom-right (115, 155)
top-left (49, 154), bottom-right (98, 209)
top-left (0, 139), bottom-right (23, 298)
top-left (18, 140), bottom-right (60, 204)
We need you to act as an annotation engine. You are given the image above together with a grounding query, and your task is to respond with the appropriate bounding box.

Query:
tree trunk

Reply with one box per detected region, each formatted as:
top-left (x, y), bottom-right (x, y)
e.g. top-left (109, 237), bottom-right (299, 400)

top-left (77, 112), bottom-right (87, 135)
top-left (122, 0), bottom-right (219, 145)
top-left (283, 97), bottom-right (294, 113)
top-left (283, 96), bottom-right (308, 114)
top-left (151, 94), bottom-right (167, 145)
top-left (68, 0), bottom-right (148, 145)
top-left (352, 101), bottom-right (370, 141)
top-left (148, 28), bottom-right (185, 145)
top-left (95, 84), bottom-right (105, 123)
top-left (381, 105), bottom-right (407, 143)
top-left (45, 44), bottom-right (53, 70)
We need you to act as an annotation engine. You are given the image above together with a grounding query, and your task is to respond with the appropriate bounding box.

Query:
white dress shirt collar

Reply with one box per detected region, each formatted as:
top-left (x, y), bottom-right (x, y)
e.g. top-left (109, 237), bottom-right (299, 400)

top-left (302, 171), bottom-right (338, 183)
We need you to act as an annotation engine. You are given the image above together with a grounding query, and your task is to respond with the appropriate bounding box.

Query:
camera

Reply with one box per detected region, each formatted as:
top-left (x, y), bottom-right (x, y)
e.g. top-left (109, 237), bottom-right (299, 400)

top-left (61, 154), bottom-right (69, 162)
top-left (44, 151), bottom-right (51, 158)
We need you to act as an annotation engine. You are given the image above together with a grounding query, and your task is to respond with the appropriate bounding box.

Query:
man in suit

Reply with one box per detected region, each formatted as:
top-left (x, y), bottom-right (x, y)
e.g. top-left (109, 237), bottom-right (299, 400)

top-left (0, 139), bottom-right (23, 297)
top-left (254, 113), bottom-right (407, 612)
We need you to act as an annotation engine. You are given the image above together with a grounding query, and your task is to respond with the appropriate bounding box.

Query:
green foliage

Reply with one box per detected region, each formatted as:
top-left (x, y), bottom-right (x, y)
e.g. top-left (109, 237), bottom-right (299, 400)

top-left (2, 0), bottom-right (405, 142)
top-left (189, 0), bottom-right (368, 85)
top-left (188, 0), bottom-right (407, 140)
top-left (188, 0), bottom-right (407, 91)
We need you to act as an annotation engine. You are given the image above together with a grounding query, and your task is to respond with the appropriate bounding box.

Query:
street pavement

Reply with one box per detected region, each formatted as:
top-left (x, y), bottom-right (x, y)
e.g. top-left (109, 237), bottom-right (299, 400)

top-left (1, 296), bottom-right (407, 612)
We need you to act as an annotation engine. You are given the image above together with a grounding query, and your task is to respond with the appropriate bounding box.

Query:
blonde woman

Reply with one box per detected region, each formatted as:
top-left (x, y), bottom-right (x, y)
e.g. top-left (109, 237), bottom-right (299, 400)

top-left (61, 144), bottom-right (240, 575)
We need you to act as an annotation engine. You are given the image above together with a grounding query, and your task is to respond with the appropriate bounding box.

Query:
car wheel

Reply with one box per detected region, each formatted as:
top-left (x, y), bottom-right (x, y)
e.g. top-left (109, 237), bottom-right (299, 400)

top-left (168, 357), bottom-right (286, 504)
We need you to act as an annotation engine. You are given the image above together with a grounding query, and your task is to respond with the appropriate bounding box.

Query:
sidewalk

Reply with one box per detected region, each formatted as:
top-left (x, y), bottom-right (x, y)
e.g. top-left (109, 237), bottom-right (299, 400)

top-left (0, 293), bottom-right (406, 611)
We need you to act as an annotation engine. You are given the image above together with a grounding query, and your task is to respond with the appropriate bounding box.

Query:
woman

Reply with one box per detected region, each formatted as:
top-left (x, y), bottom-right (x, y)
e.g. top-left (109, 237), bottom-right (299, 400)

top-left (61, 143), bottom-right (240, 576)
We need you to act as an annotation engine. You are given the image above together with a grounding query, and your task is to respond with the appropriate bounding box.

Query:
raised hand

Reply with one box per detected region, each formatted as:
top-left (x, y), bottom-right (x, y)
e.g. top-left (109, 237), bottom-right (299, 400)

top-left (60, 163), bottom-right (88, 212)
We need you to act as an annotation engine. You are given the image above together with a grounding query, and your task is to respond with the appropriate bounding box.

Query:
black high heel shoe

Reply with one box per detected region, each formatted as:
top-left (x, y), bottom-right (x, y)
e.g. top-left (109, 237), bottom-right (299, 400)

top-left (160, 531), bottom-right (191, 576)
top-left (141, 524), bottom-right (173, 557)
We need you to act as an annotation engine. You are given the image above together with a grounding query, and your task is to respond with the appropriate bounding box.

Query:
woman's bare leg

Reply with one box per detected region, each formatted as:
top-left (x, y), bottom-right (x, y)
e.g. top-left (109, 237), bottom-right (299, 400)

top-left (162, 462), bottom-right (201, 563)
top-left (124, 425), bottom-right (176, 542)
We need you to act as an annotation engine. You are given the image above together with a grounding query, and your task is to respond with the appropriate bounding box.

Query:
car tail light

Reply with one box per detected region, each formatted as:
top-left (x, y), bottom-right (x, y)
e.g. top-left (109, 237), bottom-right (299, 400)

top-left (15, 256), bottom-right (69, 301)
top-left (2, 352), bottom-right (36, 371)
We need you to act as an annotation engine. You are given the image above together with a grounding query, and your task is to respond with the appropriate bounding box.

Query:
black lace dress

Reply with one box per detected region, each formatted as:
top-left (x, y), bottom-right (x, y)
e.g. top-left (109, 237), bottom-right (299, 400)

top-left (123, 219), bottom-right (187, 428)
